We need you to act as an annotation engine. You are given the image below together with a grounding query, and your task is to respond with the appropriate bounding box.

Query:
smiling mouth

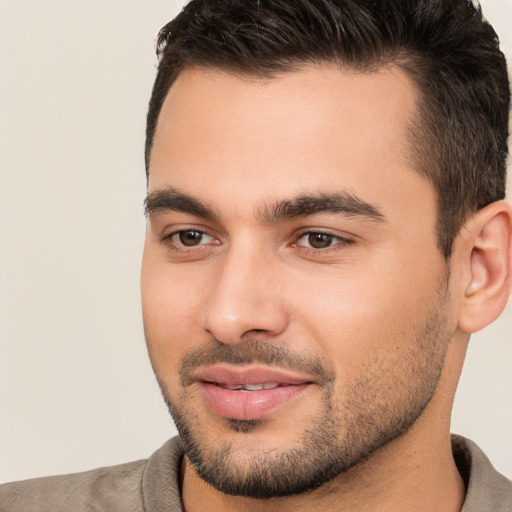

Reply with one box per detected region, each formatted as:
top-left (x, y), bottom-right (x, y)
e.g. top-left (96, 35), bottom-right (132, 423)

top-left (198, 374), bottom-right (312, 420)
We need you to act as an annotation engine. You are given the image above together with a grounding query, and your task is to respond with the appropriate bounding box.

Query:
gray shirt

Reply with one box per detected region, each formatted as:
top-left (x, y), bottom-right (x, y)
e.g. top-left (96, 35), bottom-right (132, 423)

top-left (1, 435), bottom-right (510, 511)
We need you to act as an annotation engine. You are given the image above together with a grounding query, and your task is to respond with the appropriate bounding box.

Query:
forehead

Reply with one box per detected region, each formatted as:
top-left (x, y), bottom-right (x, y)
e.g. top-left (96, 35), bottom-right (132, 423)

top-left (148, 64), bottom-right (431, 223)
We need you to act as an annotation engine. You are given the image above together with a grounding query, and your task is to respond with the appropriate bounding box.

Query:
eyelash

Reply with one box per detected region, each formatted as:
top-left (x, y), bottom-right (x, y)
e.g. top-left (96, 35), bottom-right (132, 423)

top-left (294, 230), bottom-right (354, 253)
top-left (162, 229), bottom-right (217, 253)
top-left (161, 228), bottom-right (354, 254)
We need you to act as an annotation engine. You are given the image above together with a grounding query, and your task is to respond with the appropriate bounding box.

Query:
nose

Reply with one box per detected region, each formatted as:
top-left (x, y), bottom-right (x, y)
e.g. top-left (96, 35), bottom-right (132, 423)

top-left (201, 243), bottom-right (289, 344)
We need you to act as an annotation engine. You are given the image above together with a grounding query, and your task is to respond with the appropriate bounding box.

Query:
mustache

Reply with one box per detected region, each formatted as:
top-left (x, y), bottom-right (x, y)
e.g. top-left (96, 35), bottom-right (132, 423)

top-left (179, 339), bottom-right (335, 386)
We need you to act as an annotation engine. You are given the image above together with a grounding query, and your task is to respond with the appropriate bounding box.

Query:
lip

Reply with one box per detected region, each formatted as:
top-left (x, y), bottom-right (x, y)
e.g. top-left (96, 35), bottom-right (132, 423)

top-left (194, 365), bottom-right (314, 420)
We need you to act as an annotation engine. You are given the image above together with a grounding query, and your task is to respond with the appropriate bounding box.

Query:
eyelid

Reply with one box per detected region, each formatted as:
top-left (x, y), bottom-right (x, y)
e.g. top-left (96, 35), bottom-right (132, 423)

top-left (160, 223), bottom-right (215, 239)
top-left (295, 228), bottom-right (354, 241)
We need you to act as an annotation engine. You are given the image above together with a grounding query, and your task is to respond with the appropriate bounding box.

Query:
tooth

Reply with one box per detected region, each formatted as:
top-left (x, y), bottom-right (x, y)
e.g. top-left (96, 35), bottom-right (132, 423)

top-left (218, 383), bottom-right (283, 391)
top-left (221, 384), bottom-right (243, 390)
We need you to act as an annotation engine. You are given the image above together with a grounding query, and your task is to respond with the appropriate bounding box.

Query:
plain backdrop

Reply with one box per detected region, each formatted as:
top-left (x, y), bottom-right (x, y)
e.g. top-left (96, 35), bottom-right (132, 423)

top-left (1, 0), bottom-right (511, 483)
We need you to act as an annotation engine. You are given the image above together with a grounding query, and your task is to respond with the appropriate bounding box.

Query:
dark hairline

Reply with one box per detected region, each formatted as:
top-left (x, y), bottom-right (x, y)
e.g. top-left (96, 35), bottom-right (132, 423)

top-left (145, 53), bottom-right (417, 174)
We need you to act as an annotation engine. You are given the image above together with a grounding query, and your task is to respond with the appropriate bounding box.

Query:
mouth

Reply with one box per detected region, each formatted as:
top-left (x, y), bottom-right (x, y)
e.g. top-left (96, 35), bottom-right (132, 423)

top-left (193, 365), bottom-right (314, 421)
top-left (213, 382), bottom-right (289, 391)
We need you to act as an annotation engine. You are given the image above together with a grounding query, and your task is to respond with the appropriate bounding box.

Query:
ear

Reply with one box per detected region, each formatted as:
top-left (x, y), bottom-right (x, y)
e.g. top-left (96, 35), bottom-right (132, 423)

top-left (457, 200), bottom-right (512, 334)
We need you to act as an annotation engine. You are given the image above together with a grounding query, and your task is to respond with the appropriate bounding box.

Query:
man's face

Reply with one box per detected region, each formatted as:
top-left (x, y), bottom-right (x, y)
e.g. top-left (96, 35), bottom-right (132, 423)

top-left (141, 65), bottom-right (455, 497)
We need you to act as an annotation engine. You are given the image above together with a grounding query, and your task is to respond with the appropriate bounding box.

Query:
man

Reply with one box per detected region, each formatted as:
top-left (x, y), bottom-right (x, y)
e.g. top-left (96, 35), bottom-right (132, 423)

top-left (1, 0), bottom-right (511, 510)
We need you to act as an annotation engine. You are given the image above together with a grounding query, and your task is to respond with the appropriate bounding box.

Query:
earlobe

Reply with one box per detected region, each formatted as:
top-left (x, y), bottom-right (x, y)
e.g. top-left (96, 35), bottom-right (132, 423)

top-left (458, 200), bottom-right (512, 334)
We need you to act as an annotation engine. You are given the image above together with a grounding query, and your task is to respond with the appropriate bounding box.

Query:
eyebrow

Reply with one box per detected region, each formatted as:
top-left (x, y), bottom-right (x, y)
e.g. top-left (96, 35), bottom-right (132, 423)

top-left (144, 187), bottom-right (217, 220)
top-left (144, 187), bottom-right (386, 224)
top-left (260, 191), bottom-right (386, 224)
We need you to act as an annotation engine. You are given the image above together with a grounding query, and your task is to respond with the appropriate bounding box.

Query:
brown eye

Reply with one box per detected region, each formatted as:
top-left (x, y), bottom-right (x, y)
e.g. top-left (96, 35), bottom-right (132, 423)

top-left (307, 232), bottom-right (335, 249)
top-left (295, 231), bottom-right (352, 252)
top-left (178, 230), bottom-right (205, 246)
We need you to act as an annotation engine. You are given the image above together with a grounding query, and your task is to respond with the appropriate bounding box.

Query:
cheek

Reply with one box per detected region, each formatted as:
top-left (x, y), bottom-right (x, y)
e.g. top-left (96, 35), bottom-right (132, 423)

top-left (141, 251), bottom-right (210, 371)
top-left (290, 258), bottom-right (444, 372)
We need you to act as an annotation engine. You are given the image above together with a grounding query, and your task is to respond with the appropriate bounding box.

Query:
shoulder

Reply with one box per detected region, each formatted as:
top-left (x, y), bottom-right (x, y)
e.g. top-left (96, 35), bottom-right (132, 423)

top-left (0, 457), bottom-right (147, 512)
top-left (452, 434), bottom-right (512, 511)
top-left (0, 437), bottom-right (184, 512)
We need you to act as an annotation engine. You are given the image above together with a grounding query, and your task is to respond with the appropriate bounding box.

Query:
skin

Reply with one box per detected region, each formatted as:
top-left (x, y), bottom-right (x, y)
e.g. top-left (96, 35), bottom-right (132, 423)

top-left (141, 64), bottom-right (512, 511)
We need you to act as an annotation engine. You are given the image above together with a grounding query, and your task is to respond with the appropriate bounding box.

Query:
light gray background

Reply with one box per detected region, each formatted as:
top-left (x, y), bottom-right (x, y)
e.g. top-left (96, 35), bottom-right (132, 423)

top-left (0, 0), bottom-right (511, 483)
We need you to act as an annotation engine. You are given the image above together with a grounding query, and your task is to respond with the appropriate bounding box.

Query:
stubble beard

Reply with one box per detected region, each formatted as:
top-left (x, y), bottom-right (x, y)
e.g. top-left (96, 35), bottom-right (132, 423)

top-left (149, 281), bottom-right (453, 499)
